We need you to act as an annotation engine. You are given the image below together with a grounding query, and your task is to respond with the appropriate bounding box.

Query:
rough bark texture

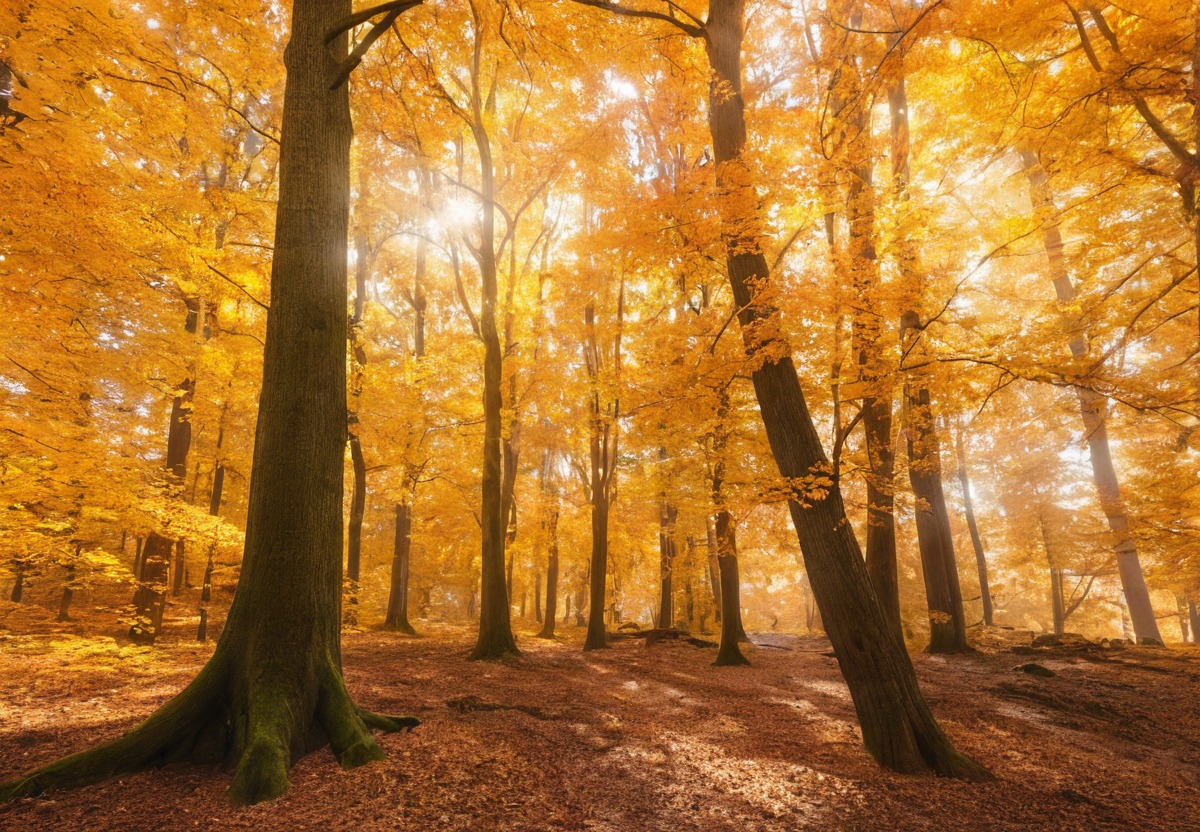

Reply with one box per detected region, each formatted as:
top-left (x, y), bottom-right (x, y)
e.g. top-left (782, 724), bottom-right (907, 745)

top-left (701, 0), bottom-right (988, 779)
top-left (1022, 150), bottom-right (1162, 645)
top-left (0, 2), bottom-right (419, 804)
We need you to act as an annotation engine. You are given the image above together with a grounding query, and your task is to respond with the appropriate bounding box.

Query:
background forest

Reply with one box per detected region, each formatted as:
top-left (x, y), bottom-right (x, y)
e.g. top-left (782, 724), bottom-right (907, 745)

top-left (3, 0), bottom-right (1197, 649)
top-left (1, 0), bottom-right (1200, 827)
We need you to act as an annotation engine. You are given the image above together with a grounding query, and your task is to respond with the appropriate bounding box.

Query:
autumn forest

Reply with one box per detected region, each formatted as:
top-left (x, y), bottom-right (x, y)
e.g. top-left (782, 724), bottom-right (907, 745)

top-left (1, 1), bottom-right (1199, 830)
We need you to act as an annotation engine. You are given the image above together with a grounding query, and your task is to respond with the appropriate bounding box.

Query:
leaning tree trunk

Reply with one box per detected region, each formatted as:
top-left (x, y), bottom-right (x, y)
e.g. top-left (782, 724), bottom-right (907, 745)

top-left (955, 427), bottom-right (993, 626)
top-left (1022, 150), bottom-right (1162, 644)
top-left (827, 7), bottom-right (899, 635)
top-left (701, 0), bottom-right (987, 779)
top-left (0, 2), bottom-right (420, 804)
top-left (889, 58), bottom-right (967, 651)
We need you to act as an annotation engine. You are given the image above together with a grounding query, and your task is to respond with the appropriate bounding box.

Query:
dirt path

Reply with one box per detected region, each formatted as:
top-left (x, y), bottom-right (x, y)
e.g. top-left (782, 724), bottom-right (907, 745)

top-left (1, 621), bottom-right (1197, 831)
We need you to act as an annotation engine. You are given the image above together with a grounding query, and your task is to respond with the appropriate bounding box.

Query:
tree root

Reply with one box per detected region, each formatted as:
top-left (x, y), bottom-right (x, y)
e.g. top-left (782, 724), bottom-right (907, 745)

top-left (0, 654), bottom-right (419, 807)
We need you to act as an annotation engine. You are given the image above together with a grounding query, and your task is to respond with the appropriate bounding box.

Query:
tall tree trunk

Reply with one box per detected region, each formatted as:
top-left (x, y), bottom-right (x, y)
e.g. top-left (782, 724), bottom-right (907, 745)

top-left (582, 291), bottom-right (620, 650)
top-left (468, 31), bottom-right (518, 657)
top-left (700, 0), bottom-right (987, 778)
top-left (826, 6), bottom-right (899, 634)
top-left (198, 400), bottom-right (228, 643)
top-left (889, 50), bottom-right (966, 650)
top-left (711, 386), bottom-right (748, 664)
top-left (955, 427), bottom-right (993, 626)
top-left (534, 570), bottom-right (542, 623)
top-left (57, 545), bottom-right (79, 623)
top-left (706, 517), bottom-right (722, 623)
top-left (657, 495), bottom-right (677, 630)
top-left (903, 379), bottom-right (968, 652)
top-left (713, 511), bottom-right (750, 666)
top-left (0, 0), bottom-right (421, 806)
top-left (1188, 599), bottom-right (1200, 644)
top-left (172, 539), bottom-right (187, 596)
top-left (1041, 514), bottom-right (1066, 636)
top-left (345, 231), bottom-right (371, 626)
top-left (131, 377), bottom-right (195, 644)
top-left (384, 501), bottom-right (416, 635)
top-left (538, 509), bottom-right (559, 639)
top-left (1022, 150), bottom-right (1162, 645)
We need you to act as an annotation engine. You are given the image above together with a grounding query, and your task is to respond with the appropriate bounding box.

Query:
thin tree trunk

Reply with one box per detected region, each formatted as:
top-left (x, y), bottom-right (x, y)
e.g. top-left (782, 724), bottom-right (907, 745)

top-left (538, 512), bottom-right (559, 639)
top-left (889, 55), bottom-right (966, 650)
top-left (131, 377), bottom-right (194, 644)
top-left (1022, 150), bottom-right (1162, 645)
top-left (172, 539), bottom-right (187, 596)
top-left (903, 381), bottom-right (968, 652)
top-left (714, 512), bottom-right (750, 666)
top-left (706, 517), bottom-right (722, 623)
top-left (955, 428), bottom-right (993, 626)
top-left (468, 29), bottom-right (518, 658)
top-left (57, 544), bottom-right (79, 622)
top-left (384, 502), bottom-right (416, 635)
top-left (658, 495), bottom-right (677, 630)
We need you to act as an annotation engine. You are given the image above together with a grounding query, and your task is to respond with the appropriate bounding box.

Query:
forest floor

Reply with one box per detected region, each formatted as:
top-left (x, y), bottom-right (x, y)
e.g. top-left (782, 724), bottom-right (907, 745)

top-left (0, 607), bottom-right (1198, 831)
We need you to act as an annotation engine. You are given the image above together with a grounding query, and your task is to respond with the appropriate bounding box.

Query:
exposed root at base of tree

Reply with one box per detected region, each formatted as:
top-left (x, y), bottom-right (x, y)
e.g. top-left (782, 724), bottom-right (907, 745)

top-left (0, 654), bottom-right (419, 807)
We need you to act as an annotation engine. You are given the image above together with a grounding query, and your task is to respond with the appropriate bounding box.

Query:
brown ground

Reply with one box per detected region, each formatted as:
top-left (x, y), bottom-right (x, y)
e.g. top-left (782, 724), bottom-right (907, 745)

top-left (1, 611), bottom-right (1198, 831)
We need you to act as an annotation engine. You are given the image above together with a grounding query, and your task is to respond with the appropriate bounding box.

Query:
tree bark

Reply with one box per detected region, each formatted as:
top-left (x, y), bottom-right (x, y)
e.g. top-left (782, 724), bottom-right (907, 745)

top-left (131, 377), bottom-right (195, 644)
top-left (903, 379), bottom-right (968, 652)
top-left (699, 0), bottom-right (988, 778)
top-left (1022, 150), bottom-right (1162, 645)
top-left (705, 517), bottom-right (722, 623)
top-left (0, 2), bottom-right (420, 804)
top-left (383, 501), bottom-right (416, 635)
top-left (657, 495), bottom-right (677, 630)
top-left (955, 428), bottom-right (993, 626)
top-left (537, 508), bottom-right (559, 639)
top-left (57, 545), bottom-right (79, 622)
top-left (467, 23), bottom-right (518, 657)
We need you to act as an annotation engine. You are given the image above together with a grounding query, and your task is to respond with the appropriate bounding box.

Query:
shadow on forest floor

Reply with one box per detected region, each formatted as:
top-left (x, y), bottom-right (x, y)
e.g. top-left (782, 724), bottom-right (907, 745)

top-left (1, 613), bottom-right (1198, 831)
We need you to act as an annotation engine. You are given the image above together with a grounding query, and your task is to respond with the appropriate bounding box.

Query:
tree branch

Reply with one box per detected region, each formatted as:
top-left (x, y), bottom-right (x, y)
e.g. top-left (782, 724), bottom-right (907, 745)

top-left (566, 0), bottom-right (706, 38)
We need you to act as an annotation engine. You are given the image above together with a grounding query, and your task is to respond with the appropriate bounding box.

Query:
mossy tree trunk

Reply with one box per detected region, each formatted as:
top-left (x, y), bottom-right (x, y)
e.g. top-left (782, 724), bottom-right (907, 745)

top-left (0, 1), bottom-right (419, 805)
